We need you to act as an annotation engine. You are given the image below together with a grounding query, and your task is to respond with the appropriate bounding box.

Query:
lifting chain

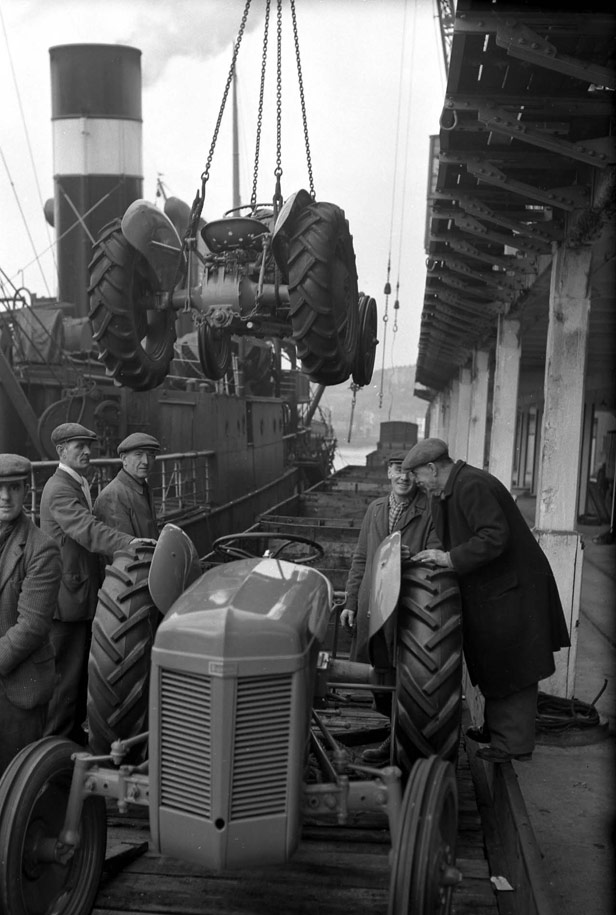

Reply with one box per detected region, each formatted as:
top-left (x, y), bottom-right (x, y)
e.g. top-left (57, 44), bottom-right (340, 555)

top-left (290, 0), bottom-right (315, 200)
top-left (347, 382), bottom-right (360, 443)
top-left (273, 0), bottom-right (284, 214)
top-left (187, 0), bottom-right (252, 239)
top-left (250, 0), bottom-right (271, 209)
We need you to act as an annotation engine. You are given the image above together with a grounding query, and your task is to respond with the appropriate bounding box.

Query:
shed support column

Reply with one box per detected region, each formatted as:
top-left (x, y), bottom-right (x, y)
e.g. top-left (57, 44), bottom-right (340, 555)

top-left (427, 394), bottom-right (444, 439)
top-left (535, 244), bottom-right (591, 699)
top-left (489, 315), bottom-right (520, 488)
top-left (468, 349), bottom-right (489, 469)
top-left (451, 367), bottom-right (471, 461)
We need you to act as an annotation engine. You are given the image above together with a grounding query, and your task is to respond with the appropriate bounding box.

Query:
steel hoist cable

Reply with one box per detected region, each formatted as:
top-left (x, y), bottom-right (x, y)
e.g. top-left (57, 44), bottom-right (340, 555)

top-left (378, 0), bottom-right (410, 410)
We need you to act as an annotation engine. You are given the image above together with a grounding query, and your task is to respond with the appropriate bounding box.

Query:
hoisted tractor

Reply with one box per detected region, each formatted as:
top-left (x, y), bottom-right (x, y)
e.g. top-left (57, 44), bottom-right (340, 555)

top-left (0, 525), bottom-right (464, 915)
top-left (87, 189), bottom-right (378, 392)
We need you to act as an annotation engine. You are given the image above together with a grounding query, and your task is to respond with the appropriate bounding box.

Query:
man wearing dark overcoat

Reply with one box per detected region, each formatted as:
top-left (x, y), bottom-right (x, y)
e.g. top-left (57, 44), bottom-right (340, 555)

top-left (340, 451), bottom-right (442, 762)
top-left (0, 454), bottom-right (61, 774)
top-left (406, 438), bottom-right (570, 763)
top-left (93, 432), bottom-right (160, 542)
top-left (40, 422), bottom-right (135, 743)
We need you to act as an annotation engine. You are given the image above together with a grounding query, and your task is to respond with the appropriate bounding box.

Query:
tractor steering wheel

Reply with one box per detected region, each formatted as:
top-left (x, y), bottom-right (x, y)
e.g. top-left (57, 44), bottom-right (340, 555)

top-left (223, 203), bottom-right (273, 218)
top-left (212, 532), bottom-right (324, 565)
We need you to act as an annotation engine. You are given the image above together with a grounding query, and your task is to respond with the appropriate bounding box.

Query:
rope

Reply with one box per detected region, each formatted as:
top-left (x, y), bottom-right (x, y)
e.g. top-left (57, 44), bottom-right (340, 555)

top-left (535, 682), bottom-right (607, 733)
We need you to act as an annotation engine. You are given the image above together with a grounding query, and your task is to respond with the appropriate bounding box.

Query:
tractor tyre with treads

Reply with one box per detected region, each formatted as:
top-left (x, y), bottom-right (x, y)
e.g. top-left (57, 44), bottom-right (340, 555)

top-left (287, 201), bottom-right (359, 385)
top-left (88, 218), bottom-right (176, 391)
top-left (394, 563), bottom-right (463, 773)
top-left (87, 545), bottom-right (157, 757)
top-left (0, 738), bottom-right (107, 915)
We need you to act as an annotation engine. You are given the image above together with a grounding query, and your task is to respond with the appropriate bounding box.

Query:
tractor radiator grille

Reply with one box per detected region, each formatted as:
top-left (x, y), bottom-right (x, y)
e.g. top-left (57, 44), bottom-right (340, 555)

top-left (159, 669), bottom-right (212, 818)
top-left (231, 675), bottom-right (293, 821)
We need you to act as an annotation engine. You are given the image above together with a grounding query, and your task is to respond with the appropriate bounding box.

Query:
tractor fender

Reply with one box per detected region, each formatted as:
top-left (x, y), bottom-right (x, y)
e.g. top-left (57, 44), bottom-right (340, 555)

top-left (368, 531), bottom-right (402, 643)
top-left (148, 523), bottom-right (202, 615)
top-left (121, 199), bottom-right (184, 290)
top-left (271, 188), bottom-right (313, 277)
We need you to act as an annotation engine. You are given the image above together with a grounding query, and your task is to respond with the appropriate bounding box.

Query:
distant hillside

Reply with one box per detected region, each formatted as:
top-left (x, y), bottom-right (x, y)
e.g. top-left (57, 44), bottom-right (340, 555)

top-left (318, 365), bottom-right (428, 446)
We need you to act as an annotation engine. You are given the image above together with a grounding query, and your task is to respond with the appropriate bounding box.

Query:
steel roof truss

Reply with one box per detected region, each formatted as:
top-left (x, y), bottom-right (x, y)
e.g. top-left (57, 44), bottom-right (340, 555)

top-left (435, 235), bottom-right (538, 273)
top-left (436, 255), bottom-right (525, 290)
top-left (494, 19), bottom-right (616, 91)
top-left (476, 103), bottom-right (615, 167)
top-left (465, 160), bottom-right (589, 211)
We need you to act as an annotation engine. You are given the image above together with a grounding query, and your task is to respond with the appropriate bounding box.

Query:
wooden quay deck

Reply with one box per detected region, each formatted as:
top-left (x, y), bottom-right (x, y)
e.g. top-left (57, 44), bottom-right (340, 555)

top-left (93, 729), bottom-right (499, 915)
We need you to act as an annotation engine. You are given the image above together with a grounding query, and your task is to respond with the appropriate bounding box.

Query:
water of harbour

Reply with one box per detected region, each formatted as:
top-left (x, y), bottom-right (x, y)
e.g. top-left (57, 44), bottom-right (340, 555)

top-left (333, 442), bottom-right (373, 471)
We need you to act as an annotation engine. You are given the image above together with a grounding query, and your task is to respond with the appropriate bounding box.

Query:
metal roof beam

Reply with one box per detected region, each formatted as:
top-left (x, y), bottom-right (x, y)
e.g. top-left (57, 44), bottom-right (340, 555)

top-left (432, 234), bottom-right (538, 273)
top-left (465, 160), bottom-right (589, 211)
top-left (474, 102), bottom-right (615, 167)
top-left (494, 19), bottom-right (616, 90)
top-left (430, 255), bottom-right (526, 290)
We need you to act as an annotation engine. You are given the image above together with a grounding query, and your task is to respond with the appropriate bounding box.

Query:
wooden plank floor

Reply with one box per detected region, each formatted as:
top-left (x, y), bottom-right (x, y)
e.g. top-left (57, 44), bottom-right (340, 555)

top-left (92, 736), bottom-right (498, 914)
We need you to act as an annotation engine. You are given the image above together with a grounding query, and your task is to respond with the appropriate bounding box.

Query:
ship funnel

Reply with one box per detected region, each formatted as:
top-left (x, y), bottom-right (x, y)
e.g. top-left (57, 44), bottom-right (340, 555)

top-left (49, 43), bottom-right (143, 316)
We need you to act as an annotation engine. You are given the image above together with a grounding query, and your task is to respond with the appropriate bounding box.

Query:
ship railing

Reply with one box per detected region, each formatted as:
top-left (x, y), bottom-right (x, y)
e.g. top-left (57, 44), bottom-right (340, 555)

top-left (26, 450), bottom-right (216, 521)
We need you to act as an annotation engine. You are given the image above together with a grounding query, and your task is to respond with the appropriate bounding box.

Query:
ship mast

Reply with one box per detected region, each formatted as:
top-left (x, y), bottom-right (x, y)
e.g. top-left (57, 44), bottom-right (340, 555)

top-left (232, 71), bottom-right (241, 209)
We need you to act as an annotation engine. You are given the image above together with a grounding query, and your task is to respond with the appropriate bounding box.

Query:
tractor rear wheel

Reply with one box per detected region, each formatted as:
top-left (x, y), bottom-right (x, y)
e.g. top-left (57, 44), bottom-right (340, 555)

top-left (352, 293), bottom-right (378, 386)
top-left (87, 545), bottom-right (157, 757)
top-left (88, 219), bottom-right (176, 391)
top-left (0, 738), bottom-right (107, 915)
top-left (394, 564), bottom-right (463, 772)
top-left (287, 201), bottom-right (359, 385)
top-left (197, 321), bottom-right (231, 380)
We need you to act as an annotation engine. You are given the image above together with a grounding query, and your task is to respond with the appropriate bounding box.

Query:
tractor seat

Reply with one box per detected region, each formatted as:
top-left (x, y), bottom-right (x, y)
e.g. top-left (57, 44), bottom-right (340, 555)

top-left (201, 217), bottom-right (269, 253)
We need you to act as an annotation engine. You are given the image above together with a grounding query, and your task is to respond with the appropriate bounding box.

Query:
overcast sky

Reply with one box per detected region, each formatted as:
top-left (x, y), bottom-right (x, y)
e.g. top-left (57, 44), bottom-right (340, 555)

top-left (0, 0), bottom-right (446, 375)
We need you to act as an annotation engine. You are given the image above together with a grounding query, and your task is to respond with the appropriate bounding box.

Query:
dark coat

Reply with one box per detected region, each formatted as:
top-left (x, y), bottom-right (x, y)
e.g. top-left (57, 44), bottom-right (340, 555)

top-left (432, 461), bottom-right (570, 698)
top-left (0, 513), bottom-right (61, 709)
top-left (93, 469), bottom-right (158, 542)
top-left (345, 487), bottom-right (441, 662)
top-left (40, 468), bottom-right (133, 622)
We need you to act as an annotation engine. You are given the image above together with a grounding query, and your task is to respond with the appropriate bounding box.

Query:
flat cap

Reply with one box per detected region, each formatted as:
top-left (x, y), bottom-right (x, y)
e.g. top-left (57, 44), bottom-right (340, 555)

top-left (402, 438), bottom-right (449, 471)
top-left (51, 423), bottom-right (97, 446)
top-left (118, 433), bottom-right (161, 455)
top-left (386, 450), bottom-right (409, 464)
top-left (0, 453), bottom-right (31, 482)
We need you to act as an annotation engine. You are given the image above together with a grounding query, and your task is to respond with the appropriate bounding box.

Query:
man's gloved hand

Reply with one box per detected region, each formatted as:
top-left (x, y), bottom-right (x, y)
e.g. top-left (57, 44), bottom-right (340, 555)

top-left (130, 538), bottom-right (157, 546)
top-left (340, 608), bottom-right (356, 631)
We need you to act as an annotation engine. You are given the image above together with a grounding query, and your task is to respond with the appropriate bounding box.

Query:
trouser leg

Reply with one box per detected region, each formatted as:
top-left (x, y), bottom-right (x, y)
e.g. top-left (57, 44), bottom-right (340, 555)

top-left (0, 697), bottom-right (46, 777)
top-left (484, 682), bottom-right (538, 755)
top-left (44, 620), bottom-right (90, 744)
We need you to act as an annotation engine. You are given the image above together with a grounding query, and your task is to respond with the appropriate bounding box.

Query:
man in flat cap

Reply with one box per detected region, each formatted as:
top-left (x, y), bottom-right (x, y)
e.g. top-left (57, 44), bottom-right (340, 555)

top-left (40, 423), bottom-right (137, 743)
top-left (0, 454), bottom-right (61, 774)
top-left (340, 450), bottom-right (441, 763)
top-left (94, 433), bottom-right (160, 542)
top-left (405, 438), bottom-right (570, 763)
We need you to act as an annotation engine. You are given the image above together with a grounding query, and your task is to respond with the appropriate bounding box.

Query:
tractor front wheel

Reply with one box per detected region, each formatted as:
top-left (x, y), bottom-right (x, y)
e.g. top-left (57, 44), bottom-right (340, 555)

top-left (0, 738), bottom-right (107, 915)
top-left (388, 755), bottom-right (459, 915)
top-left (88, 219), bottom-right (176, 391)
top-left (287, 201), bottom-right (359, 385)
